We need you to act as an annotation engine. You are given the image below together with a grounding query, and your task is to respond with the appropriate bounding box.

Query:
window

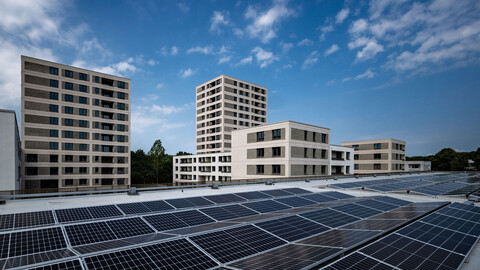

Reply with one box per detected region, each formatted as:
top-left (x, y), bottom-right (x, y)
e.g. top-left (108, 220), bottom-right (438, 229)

top-left (321, 134), bottom-right (327, 143)
top-left (118, 124), bottom-right (125, 131)
top-left (26, 154), bottom-right (38, 162)
top-left (117, 81), bottom-right (126, 88)
top-left (353, 145), bottom-right (359, 150)
top-left (65, 94), bottom-right (73, 102)
top-left (26, 167), bottom-right (38, 175)
top-left (118, 135), bottom-right (125, 142)
top-left (354, 154), bottom-right (359, 160)
top-left (94, 110), bottom-right (99, 117)
top-left (374, 164), bottom-right (382, 170)
top-left (354, 164), bottom-right (359, 170)
top-left (49, 67), bottom-right (58, 75)
top-left (312, 149), bottom-right (316, 158)
top-left (312, 132), bottom-right (316, 141)
top-left (94, 122), bottom-right (99, 128)
top-left (50, 142), bottom-right (58, 149)
top-left (49, 129), bottom-right (58, 137)
top-left (50, 79), bottom-right (59, 87)
top-left (79, 73), bottom-right (87, 80)
top-left (233, 97), bottom-right (237, 102)
top-left (65, 119), bottom-right (73, 126)
top-left (64, 131), bottom-right (73, 138)
top-left (94, 99), bottom-right (99, 105)
top-left (79, 156), bottom-right (88, 162)
top-left (79, 97), bottom-right (87, 104)
top-left (65, 106), bottom-right (73, 114)
top-left (256, 165), bottom-right (264, 174)
top-left (117, 146), bottom-right (125, 153)
top-left (374, 153), bottom-right (381, 160)
top-left (374, 143), bottom-right (382, 149)
top-left (79, 144), bottom-right (88, 151)
top-left (304, 131), bottom-right (308, 141)
top-left (65, 155), bottom-right (73, 162)
top-left (117, 103), bottom-right (125, 110)
top-left (79, 179), bottom-right (88, 185)
top-left (79, 132), bottom-right (88, 139)
top-left (272, 129), bottom-right (281, 139)
top-left (49, 104), bottom-right (58, 112)
top-left (79, 85), bottom-right (87, 92)
top-left (94, 76), bottom-right (99, 83)
top-left (65, 70), bottom-right (74, 78)
top-left (273, 165), bottom-right (281, 174)
top-left (118, 114), bottom-right (125, 121)
top-left (304, 148), bottom-right (308, 158)
top-left (64, 143), bottom-right (73, 150)
top-left (94, 133), bottom-right (99, 139)
top-left (95, 87), bottom-right (99, 94)
top-left (50, 155), bottom-right (58, 162)
top-left (49, 92), bottom-right (58, 100)
top-left (65, 82), bottom-right (73, 90)
top-left (313, 165), bottom-right (316, 175)
top-left (50, 167), bottom-right (58, 175)
top-left (118, 92), bottom-right (126, 99)
top-left (50, 117), bottom-right (58, 125)
top-left (79, 108), bottom-right (87, 116)
top-left (257, 131), bottom-right (264, 141)
top-left (79, 120), bottom-right (88, 127)
top-left (304, 165), bottom-right (308, 175)
top-left (321, 149), bottom-right (327, 159)
top-left (273, 147), bottom-right (281, 157)
top-left (257, 148), bottom-right (264, 157)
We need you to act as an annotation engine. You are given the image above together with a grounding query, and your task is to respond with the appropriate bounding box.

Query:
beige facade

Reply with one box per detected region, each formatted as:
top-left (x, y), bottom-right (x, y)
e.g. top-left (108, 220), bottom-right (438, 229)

top-left (341, 138), bottom-right (406, 174)
top-left (196, 75), bottom-right (267, 154)
top-left (21, 56), bottom-right (131, 189)
top-left (231, 121), bottom-right (332, 180)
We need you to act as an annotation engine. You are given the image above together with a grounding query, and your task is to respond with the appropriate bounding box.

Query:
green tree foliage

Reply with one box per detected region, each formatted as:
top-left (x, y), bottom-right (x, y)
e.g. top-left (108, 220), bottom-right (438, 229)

top-left (176, 151), bottom-right (192, 156)
top-left (130, 139), bottom-right (185, 184)
top-left (407, 147), bottom-right (479, 171)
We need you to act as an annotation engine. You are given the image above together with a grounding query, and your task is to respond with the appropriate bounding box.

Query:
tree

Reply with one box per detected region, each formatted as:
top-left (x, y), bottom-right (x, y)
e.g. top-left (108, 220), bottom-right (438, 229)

top-left (130, 149), bottom-right (154, 184)
top-left (148, 140), bottom-right (172, 183)
top-left (176, 151), bottom-right (192, 156)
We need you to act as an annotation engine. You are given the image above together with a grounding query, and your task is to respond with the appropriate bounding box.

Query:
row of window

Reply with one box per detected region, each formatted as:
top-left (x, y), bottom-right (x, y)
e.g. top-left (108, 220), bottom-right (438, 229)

top-left (48, 142), bottom-right (127, 152)
top-left (48, 80), bottom-right (127, 98)
top-left (257, 129), bottom-right (282, 141)
top-left (26, 154), bottom-right (126, 163)
top-left (303, 131), bottom-right (328, 143)
top-left (49, 67), bottom-right (127, 89)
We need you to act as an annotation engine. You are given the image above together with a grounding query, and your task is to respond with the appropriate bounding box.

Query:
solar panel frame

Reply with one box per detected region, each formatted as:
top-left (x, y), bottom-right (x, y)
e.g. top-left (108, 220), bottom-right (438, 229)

top-left (174, 210), bottom-right (216, 226)
top-left (9, 227), bottom-right (67, 257)
top-left (185, 196), bottom-right (216, 207)
top-left (14, 211), bottom-right (55, 229)
top-left (26, 259), bottom-right (83, 270)
top-left (0, 214), bottom-right (14, 230)
top-left (142, 200), bottom-right (175, 212)
top-left (106, 217), bottom-right (155, 239)
top-left (298, 229), bottom-right (379, 248)
top-left (116, 202), bottom-right (152, 215)
top-left (274, 196), bottom-right (317, 207)
top-left (84, 246), bottom-right (158, 269)
top-left (242, 199), bottom-right (292, 213)
top-left (300, 208), bottom-right (360, 228)
top-left (165, 198), bottom-right (196, 209)
top-left (235, 191), bottom-right (272, 200)
top-left (300, 193), bottom-right (339, 203)
top-left (332, 203), bottom-right (382, 219)
top-left (204, 193), bottom-right (247, 204)
top-left (143, 213), bottom-right (189, 231)
top-left (86, 205), bottom-right (123, 219)
top-left (65, 222), bottom-right (117, 246)
top-left (0, 234), bottom-right (9, 259)
top-left (55, 208), bottom-right (93, 223)
top-left (281, 187), bottom-right (314, 195)
top-left (255, 215), bottom-right (329, 241)
top-left (259, 189), bottom-right (293, 197)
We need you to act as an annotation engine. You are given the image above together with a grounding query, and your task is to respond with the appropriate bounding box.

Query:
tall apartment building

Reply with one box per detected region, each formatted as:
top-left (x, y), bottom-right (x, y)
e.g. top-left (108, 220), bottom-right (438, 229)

top-left (341, 139), bottom-right (406, 174)
top-left (21, 56), bottom-right (131, 190)
top-left (196, 75), bottom-right (267, 154)
top-left (0, 110), bottom-right (21, 191)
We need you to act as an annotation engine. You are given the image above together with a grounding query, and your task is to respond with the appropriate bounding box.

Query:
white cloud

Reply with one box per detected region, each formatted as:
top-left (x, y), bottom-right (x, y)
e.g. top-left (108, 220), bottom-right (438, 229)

top-left (355, 40), bottom-right (384, 61)
top-left (319, 25), bottom-right (334, 40)
top-left (355, 69), bottom-right (376, 79)
top-left (179, 68), bottom-right (196, 78)
top-left (245, 1), bottom-right (295, 43)
top-left (71, 58), bottom-right (137, 76)
top-left (325, 44), bottom-right (339, 55)
top-left (342, 77), bottom-right (352, 82)
top-left (302, 51), bottom-right (319, 70)
top-left (147, 59), bottom-right (157, 66)
top-left (297, 38), bottom-right (313, 46)
top-left (349, 19), bottom-right (368, 34)
top-left (160, 46), bottom-right (178, 56)
top-left (281, 42), bottom-right (294, 53)
top-left (251, 47), bottom-right (279, 68)
top-left (210, 11), bottom-right (229, 32)
top-left (187, 46), bottom-right (214, 55)
top-left (326, 79), bottom-right (336, 85)
top-left (176, 2), bottom-right (189, 13)
top-left (335, 8), bottom-right (350, 24)
top-left (218, 56), bottom-right (231, 64)
top-left (156, 83), bottom-right (165, 89)
top-left (237, 56), bottom-right (253, 66)
top-left (170, 46), bottom-right (178, 55)
top-left (132, 103), bottom-right (191, 134)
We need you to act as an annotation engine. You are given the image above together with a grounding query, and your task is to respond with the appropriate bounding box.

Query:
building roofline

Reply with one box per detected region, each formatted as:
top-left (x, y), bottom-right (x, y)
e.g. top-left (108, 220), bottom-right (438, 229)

top-left (195, 74), bottom-right (267, 89)
top-left (232, 120), bottom-right (330, 132)
top-left (21, 55), bottom-right (131, 81)
top-left (342, 138), bottom-right (406, 144)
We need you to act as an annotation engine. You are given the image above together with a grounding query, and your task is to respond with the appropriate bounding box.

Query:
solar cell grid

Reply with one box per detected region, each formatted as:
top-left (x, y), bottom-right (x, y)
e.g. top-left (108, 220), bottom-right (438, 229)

top-left (0, 214), bottom-right (14, 230)
top-left (242, 199), bottom-right (291, 213)
top-left (259, 189), bottom-right (292, 197)
top-left (65, 222), bottom-right (117, 246)
top-left (255, 215), bottom-right (329, 241)
top-left (274, 196), bottom-right (317, 207)
top-left (86, 205), bottom-right (123, 219)
top-left (0, 234), bottom-right (9, 258)
top-left (116, 202), bottom-right (151, 215)
top-left (235, 191), bottom-right (272, 200)
top-left (412, 182), bottom-right (468, 196)
top-left (165, 198), bottom-right (196, 209)
top-left (299, 229), bottom-right (379, 248)
top-left (185, 196), bottom-right (215, 207)
top-left (14, 211), bottom-right (55, 229)
top-left (340, 219), bottom-right (406, 231)
top-left (322, 252), bottom-right (394, 270)
top-left (300, 208), bottom-right (360, 228)
top-left (204, 194), bottom-right (246, 204)
top-left (200, 206), bottom-right (237, 221)
top-left (55, 208), bottom-right (93, 223)
top-left (9, 227), bottom-right (67, 257)
top-left (106, 217), bottom-right (155, 238)
top-left (84, 246), bottom-right (158, 270)
top-left (373, 196), bottom-right (411, 206)
top-left (281, 187), bottom-right (313, 194)
top-left (321, 191), bottom-right (354, 199)
top-left (333, 203), bottom-right (382, 219)
top-left (174, 210), bottom-right (215, 226)
top-left (355, 199), bottom-right (398, 212)
top-left (141, 200), bottom-right (174, 212)
top-left (143, 213), bottom-right (188, 231)
top-left (27, 259), bottom-right (83, 270)
top-left (300, 193), bottom-right (338, 203)
top-left (421, 212), bottom-right (480, 236)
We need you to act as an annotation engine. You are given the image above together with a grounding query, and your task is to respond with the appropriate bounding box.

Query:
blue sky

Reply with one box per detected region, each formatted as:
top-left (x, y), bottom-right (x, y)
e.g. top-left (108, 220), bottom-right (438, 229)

top-left (0, 0), bottom-right (479, 156)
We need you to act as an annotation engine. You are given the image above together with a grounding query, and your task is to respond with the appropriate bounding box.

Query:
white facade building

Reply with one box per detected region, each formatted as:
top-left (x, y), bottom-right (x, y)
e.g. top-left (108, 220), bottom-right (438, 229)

top-left (173, 153), bottom-right (231, 185)
top-left (330, 145), bottom-right (354, 175)
top-left (0, 110), bottom-right (22, 191)
top-left (405, 161), bottom-right (432, 172)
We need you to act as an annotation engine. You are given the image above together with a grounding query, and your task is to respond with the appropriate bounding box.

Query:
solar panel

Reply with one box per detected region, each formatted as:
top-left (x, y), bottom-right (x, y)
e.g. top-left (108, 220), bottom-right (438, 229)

top-left (14, 211), bottom-right (55, 229)
top-left (27, 259), bottom-right (83, 270)
top-left (174, 210), bottom-right (215, 226)
top-left (321, 191), bottom-right (354, 199)
top-left (420, 212), bottom-right (480, 236)
top-left (323, 252), bottom-right (394, 270)
top-left (255, 215), bottom-right (329, 241)
top-left (65, 222), bottom-right (117, 246)
top-left (84, 246), bottom-right (158, 269)
top-left (299, 229), bottom-right (379, 248)
top-left (340, 219), bottom-right (406, 231)
top-left (185, 196), bottom-right (215, 207)
top-left (0, 214), bottom-right (14, 230)
top-left (300, 193), bottom-right (339, 203)
top-left (235, 191), bottom-right (272, 200)
top-left (165, 198), bottom-right (196, 209)
top-left (260, 189), bottom-right (293, 197)
top-left (204, 194), bottom-right (246, 204)
top-left (372, 196), bottom-right (411, 206)
top-left (9, 227), bottom-right (67, 257)
top-left (412, 182), bottom-right (468, 196)
top-left (242, 199), bottom-right (292, 213)
top-left (332, 203), bottom-right (382, 219)
top-left (106, 217), bottom-right (155, 238)
top-left (274, 196), bottom-right (317, 207)
top-left (200, 204), bottom-right (257, 221)
top-left (55, 208), bottom-right (93, 223)
top-left (86, 205), bottom-right (123, 219)
top-left (116, 202), bottom-right (152, 215)
top-left (230, 244), bottom-right (342, 270)
top-left (300, 208), bottom-right (360, 228)
top-left (0, 234), bottom-right (9, 258)
top-left (143, 213), bottom-right (188, 231)
top-left (190, 225), bottom-right (286, 263)
top-left (142, 200), bottom-right (175, 212)
top-left (281, 187), bottom-right (313, 195)
top-left (355, 199), bottom-right (399, 212)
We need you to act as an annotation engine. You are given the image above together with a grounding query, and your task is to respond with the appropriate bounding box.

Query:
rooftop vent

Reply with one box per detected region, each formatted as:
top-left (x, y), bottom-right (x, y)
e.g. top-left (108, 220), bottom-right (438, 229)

top-left (127, 187), bottom-right (139, 196)
top-left (211, 183), bottom-right (219, 189)
top-left (265, 180), bottom-right (274, 185)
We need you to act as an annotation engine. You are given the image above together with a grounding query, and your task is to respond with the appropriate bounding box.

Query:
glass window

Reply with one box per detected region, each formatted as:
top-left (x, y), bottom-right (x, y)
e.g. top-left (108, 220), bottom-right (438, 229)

top-left (257, 131), bottom-right (264, 141)
top-left (49, 142), bottom-right (58, 149)
top-left (79, 144), bottom-right (88, 151)
top-left (79, 132), bottom-right (88, 139)
top-left (50, 79), bottom-right (59, 87)
top-left (118, 114), bottom-right (125, 121)
top-left (79, 120), bottom-right (88, 127)
top-left (64, 131), bottom-right (73, 138)
top-left (50, 155), bottom-right (58, 162)
top-left (49, 92), bottom-right (58, 100)
top-left (49, 67), bottom-right (59, 75)
top-left (353, 145), bottom-right (359, 150)
top-left (95, 87), bottom-right (99, 94)
top-left (49, 129), bottom-right (58, 137)
top-left (272, 165), bottom-right (281, 174)
top-left (65, 106), bottom-right (73, 114)
top-left (117, 146), bottom-right (125, 152)
top-left (272, 129), bottom-right (281, 139)
top-left (94, 76), bottom-right (99, 83)
top-left (117, 103), bottom-right (125, 110)
top-left (49, 104), bottom-right (58, 112)
top-left (64, 143), bottom-right (73, 150)
top-left (79, 97), bottom-right (87, 104)
top-left (273, 147), bottom-right (281, 157)
top-left (65, 82), bottom-right (73, 90)
top-left (321, 134), bottom-right (327, 143)
top-left (256, 165), bottom-right (264, 174)
top-left (117, 135), bottom-right (125, 142)
top-left (79, 108), bottom-right (87, 116)
top-left (374, 143), bottom-right (382, 149)
top-left (65, 70), bottom-right (74, 78)
top-left (118, 124), bottom-right (125, 131)
top-left (65, 119), bottom-right (73, 126)
top-left (94, 110), bottom-right (99, 117)
top-left (79, 85), bottom-right (87, 92)
top-left (374, 153), bottom-right (381, 159)
top-left (79, 73), bottom-right (87, 80)
top-left (65, 94), bottom-right (73, 102)
top-left (117, 92), bottom-right (125, 99)
top-left (94, 99), bottom-right (99, 105)
top-left (256, 148), bottom-right (264, 157)
top-left (50, 117), bottom-right (58, 125)
top-left (117, 81), bottom-right (126, 89)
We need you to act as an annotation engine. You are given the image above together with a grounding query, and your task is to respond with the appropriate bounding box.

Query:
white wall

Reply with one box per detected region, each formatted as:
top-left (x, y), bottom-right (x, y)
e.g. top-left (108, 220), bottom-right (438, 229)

top-left (330, 145), bottom-right (354, 175)
top-left (0, 111), bottom-right (21, 190)
top-left (173, 152), bottom-right (232, 185)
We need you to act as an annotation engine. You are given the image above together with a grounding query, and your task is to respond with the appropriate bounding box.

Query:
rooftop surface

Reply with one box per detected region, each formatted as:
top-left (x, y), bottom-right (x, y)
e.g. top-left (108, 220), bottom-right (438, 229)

top-left (0, 172), bottom-right (478, 269)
